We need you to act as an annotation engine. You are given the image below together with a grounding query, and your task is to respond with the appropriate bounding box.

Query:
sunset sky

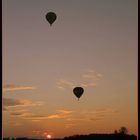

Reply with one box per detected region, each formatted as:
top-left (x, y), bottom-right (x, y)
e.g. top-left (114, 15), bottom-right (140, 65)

top-left (2, 0), bottom-right (138, 139)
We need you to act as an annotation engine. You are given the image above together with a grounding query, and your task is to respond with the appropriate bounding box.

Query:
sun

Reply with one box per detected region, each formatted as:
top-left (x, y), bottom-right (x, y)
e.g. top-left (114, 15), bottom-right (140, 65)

top-left (47, 134), bottom-right (52, 139)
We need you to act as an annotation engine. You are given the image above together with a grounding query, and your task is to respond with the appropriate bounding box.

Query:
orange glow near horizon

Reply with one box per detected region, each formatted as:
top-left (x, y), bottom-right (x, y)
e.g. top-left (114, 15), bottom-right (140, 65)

top-left (47, 134), bottom-right (52, 139)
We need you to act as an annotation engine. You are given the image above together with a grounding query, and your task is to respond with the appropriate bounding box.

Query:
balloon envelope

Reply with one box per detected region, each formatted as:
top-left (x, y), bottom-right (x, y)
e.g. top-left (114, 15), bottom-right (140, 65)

top-left (73, 87), bottom-right (84, 100)
top-left (46, 12), bottom-right (57, 26)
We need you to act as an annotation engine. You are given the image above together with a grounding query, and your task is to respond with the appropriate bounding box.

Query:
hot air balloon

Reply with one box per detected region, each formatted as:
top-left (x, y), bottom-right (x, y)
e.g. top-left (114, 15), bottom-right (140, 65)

top-left (46, 12), bottom-right (57, 26)
top-left (73, 87), bottom-right (84, 100)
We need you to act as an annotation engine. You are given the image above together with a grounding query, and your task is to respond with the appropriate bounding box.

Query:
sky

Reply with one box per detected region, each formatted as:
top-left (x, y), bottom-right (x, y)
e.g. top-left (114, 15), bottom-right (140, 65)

top-left (2, 0), bottom-right (138, 139)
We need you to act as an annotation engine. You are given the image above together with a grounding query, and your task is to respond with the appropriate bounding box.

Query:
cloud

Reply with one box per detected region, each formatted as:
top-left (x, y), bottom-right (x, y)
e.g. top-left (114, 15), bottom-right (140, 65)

top-left (8, 107), bottom-right (118, 123)
top-left (13, 123), bottom-right (23, 126)
top-left (10, 112), bottom-right (26, 116)
top-left (32, 130), bottom-right (42, 136)
top-left (2, 106), bottom-right (8, 111)
top-left (89, 118), bottom-right (103, 121)
top-left (56, 79), bottom-right (74, 90)
top-left (47, 114), bottom-right (62, 119)
top-left (56, 69), bottom-right (103, 90)
top-left (3, 121), bottom-right (23, 127)
top-left (66, 117), bottom-right (102, 122)
top-left (10, 112), bottom-right (48, 121)
top-left (9, 110), bottom-right (48, 121)
top-left (66, 108), bottom-right (119, 122)
top-left (3, 84), bottom-right (36, 92)
top-left (80, 70), bottom-right (103, 88)
top-left (81, 108), bottom-right (119, 117)
top-left (56, 78), bottom-right (97, 90)
top-left (24, 115), bottom-right (48, 120)
top-left (47, 113), bottom-right (72, 119)
top-left (3, 98), bottom-right (26, 107)
top-left (93, 108), bottom-right (119, 115)
top-left (57, 110), bottom-right (73, 114)
top-left (65, 123), bottom-right (77, 128)
top-left (66, 118), bottom-right (87, 121)
top-left (82, 70), bottom-right (103, 81)
top-left (80, 83), bottom-right (97, 88)
top-left (3, 98), bottom-right (46, 122)
top-left (10, 110), bottom-right (32, 117)
top-left (88, 108), bottom-right (119, 121)
top-left (47, 109), bottom-right (73, 119)
top-left (29, 114), bottom-right (48, 119)
top-left (31, 120), bottom-right (41, 122)
top-left (3, 97), bottom-right (43, 111)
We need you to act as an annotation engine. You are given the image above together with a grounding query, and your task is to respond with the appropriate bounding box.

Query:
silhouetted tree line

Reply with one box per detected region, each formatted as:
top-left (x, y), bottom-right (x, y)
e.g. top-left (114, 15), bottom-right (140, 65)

top-left (3, 138), bottom-right (29, 140)
top-left (63, 133), bottom-right (137, 140)
top-left (3, 127), bottom-right (137, 140)
top-left (63, 127), bottom-right (137, 140)
top-left (3, 134), bottom-right (137, 140)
